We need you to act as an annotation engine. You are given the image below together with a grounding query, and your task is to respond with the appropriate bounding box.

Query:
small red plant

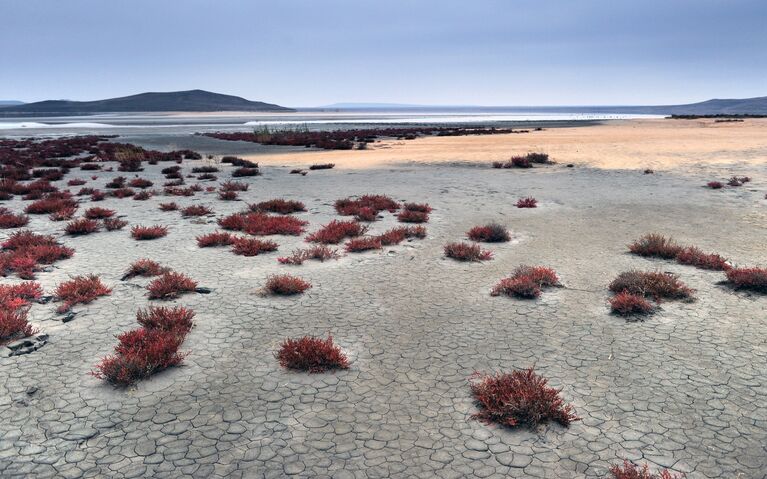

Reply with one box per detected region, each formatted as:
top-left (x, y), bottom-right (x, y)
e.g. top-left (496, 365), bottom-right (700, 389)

top-left (90, 190), bottom-right (106, 201)
top-left (181, 205), bottom-right (213, 217)
top-left (278, 245), bottom-right (340, 265)
top-left (675, 246), bottom-right (730, 270)
top-left (609, 271), bottom-right (694, 301)
top-left (265, 274), bottom-right (311, 295)
top-left (276, 335), bottom-right (349, 372)
top-left (345, 237), bottom-right (382, 252)
top-left (0, 308), bottom-right (37, 345)
top-left (220, 180), bottom-right (249, 192)
top-left (103, 218), bottom-right (128, 231)
top-left (467, 223), bottom-right (510, 242)
top-left (470, 368), bottom-right (579, 428)
top-left (706, 181), bottom-right (724, 189)
top-left (354, 207), bottom-right (378, 222)
top-left (231, 237), bottom-right (278, 256)
top-left (724, 267), bottom-right (767, 293)
top-left (24, 196), bottom-right (77, 215)
top-left (218, 212), bottom-right (307, 236)
top-left (516, 197), bottom-right (538, 208)
top-left (122, 258), bottom-right (170, 280)
top-left (0, 210), bottom-right (29, 229)
top-left (335, 194), bottom-right (400, 216)
top-left (609, 291), bottom-right (655, 316)
top-left (136, 306), bottom-right (195, 334)
top-left (403, 202), bottom-right (432, 213)
top-left (159, 202), bottom-right (178, 211)
top-left (306, 220), bottom-right (368, 244)
top-left (232, 167), bottom-right (260, 177)
top-left (147, 272), bottom-right (198, 300)
top-left (0, 230), bottom-right (74, 279)
top-left (609, 461), bottom-right (684, 479)
top-left (628, 233), bottom-right (682, 259)
top-left (196, 231), bottom-right (234, 248)
top-left (64, 218), bottom-right (100, 236)
top-left (49, 206), bottom-right (77, 221)
top-left (491, 266), bottom-right (560, 299)
top-left (133, 191), bottom-right (152, 201)
top-left (67, 179), bottom-right (87, 186)
top-left (84, 207), bottom-right (115, 219)
top-left (131, 225), bottom-right (168, 240)
top-left (397, 209), bottom-right (429, 223)
top-left (252, 199), bottom-right (306, 214)
top-left (309, 163), bottom-right (335, 170)
top-left (54, 274), bottom-right (111, 313)
top-left (218, 190), bottom-right (238, 201)
top-left (128, 178), bottom-right (153, 189)
top-left (110, 187), bottom-right (135, 198)
top-left (444, 242), bottom-right (493, 262)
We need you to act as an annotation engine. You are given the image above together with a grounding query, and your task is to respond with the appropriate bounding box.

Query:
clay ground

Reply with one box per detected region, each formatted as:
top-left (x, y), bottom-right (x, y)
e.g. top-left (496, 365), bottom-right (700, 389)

top-left (2, 119), bottom-right (767, 478)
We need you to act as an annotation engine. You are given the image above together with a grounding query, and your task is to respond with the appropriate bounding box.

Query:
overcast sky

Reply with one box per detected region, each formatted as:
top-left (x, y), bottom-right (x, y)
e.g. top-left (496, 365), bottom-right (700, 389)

top-left (2, 0), bottom-right (765, 107)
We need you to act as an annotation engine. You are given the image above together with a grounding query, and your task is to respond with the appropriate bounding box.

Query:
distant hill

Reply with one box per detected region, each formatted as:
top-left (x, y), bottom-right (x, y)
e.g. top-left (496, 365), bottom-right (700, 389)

top-left (657, 96), bottom-right (767, 115)
top-left (0, 101), bottom-right (24, 106)
top-left (0, 90), bottom-right (292, 115)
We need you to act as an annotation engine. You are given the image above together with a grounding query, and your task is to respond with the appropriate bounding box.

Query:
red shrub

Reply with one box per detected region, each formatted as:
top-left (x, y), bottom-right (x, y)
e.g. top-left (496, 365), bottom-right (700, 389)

top-left (403, 202), bottom-right (432, 213)
top-left (159, 202), bottom-right (178, 211)
top-left (377, 227), bottom-right (406, 246)
top-left (309, 163), bottom-right (335, 170)
top-left (0, 309), bottom-right (37, 345)
top-left (252, 199), bottom-right (306, 214)
top-left (470, 368), bottom-right (579, 428)
top-left (511, 156), bottom-right (532, 168)
top-left (335, 194), bottom-right (400, 215)
top-left (706, 181), bottom-right (723, 189)
top-left (354, 207), bottom-right (378, 222)
top-left (609, 271), bottom-right (694, 301)
top-left (231, 237), bottom-right (278, 256)
top-left (65, 218), bottom-right (100, 236)
top-left (136, 306), bottom-right (194, 334)
top-left (276, 335), bottom-right (349, 372)
top-left (278, 245), bottom-right (340, 265)
top-left (131, 225), bottom-right (168, 240)
top-left (0, 210), bottom-right (29, 229)
top-left (67, 179), bottom-right (87, 186)
top-left (467, 223), bottom-right (510, 242)
top-left (491, 276), bottom-right (541, 298)
top-left (218, 212), bottom-right (307, 236)
top-left (609, 461), bottom-right (684, 479)
top-left (232, 167), bottom-right (260, 177)
top-left (181, 205), bottom-right (213, 217)
top-left (628, 233), bottom-right (682, 259)
top-left (49, 206), bottom-right (77, 221)
top-left (147, 272), bottom-right (198, 300)
top-left (133, 191), bottom-right (152, 201)
top-left (345, 237), bottom-right (382, 252)
top-left (609, 291), bottom-right (655, 316)
top-left (103, 218), bottom-right (128, 231)
top-left (306, 220), bottom-right (367, 244)
top-left (191, 165), bottom-right (218, 173)
top-left (0, 281), bottom-right (43, 307)
top-left (128, 178), bottom-right (153, 189)
top-left (24, 196), bottom-right (77, 215)
top-left (516, 197), bottom-right (538, 208)
top-left (54, 274), bottom-right (111, 313)
top-left (397, 209), bottom-right (429, 223)
top-left (164, 186), bottom-right (195, 197)
top-left (197, 231), bottom-right (234, 247)
top-left (90, 190), bottom-right (106, 201)
top-left (93, 328), bottom-right (187, 387)
top-left (218, 190), bottom-right (238, 201)
top-left (726, 176), bottom-right (750, 187)
top-left (220, 180), bottom-right (249, 192)
top-left (0, 230), bottom-right (73, 278)
top-left (122, 258), bottom-right (170, 280)
top-left (110, 187), bottom-right (135, 198)
top-left (675, 246), bottom-right (730, 270)
top-left (724, 267), bottom-right (767, 293)
top-left (84, 207), bottom-right (115, 219)
top-left (444, 242), bottom-right (493, 262)
top-left (265, 274), bottom-right (311, 295)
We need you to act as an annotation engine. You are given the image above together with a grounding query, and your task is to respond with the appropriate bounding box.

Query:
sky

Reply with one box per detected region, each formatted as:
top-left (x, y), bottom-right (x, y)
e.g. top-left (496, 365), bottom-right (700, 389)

top-left (1, 0), bottom-right (766, 107)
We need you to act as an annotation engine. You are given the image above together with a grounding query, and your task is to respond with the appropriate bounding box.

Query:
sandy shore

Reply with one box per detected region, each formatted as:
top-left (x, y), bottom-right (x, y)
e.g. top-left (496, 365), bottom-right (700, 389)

top-left (240, 118), bottom-right (767, 171)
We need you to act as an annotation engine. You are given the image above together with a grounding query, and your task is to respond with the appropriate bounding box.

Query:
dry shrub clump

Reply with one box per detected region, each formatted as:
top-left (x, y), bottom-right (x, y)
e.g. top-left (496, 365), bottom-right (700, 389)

top-left (147, 272), bottom-right (198, 300)
top-left (0, 230), bottom-right (74, 279)
top-left (609, 291), bottom-right (655, 316)
top-left (218, 212), bottom-right (307, 236)
top-left (136, 306), bottom-right (195, 333)
top-left (493, 152), bottom-right (552, 169)
top-left (470, 368), bottom-right (578, 428)
top-left (159, 202), bottom-right (178, 211)
top-left (196, 231), bottom-right (234, 248)
top-left (25, 195), bottom-right (77, 215)
top-left (726, 176), bottom-right (750, 187)
top-left (54, 274), bottom-right (111, 313)
top-left (218, 190), bottom-right (238, 201)
top-left (121, 258), bottom-right (170, 280)
top-left (131, 225), bottom-right (168, 240)
top-left (491, 266), bottom-right (560, 299)
top-left (0, 281), bottom-right (42, 345)
top-left (0, 208), bottom-right (29, 229)
top-left (104, 218), bottom-right (128, 231)
top-left (516, 197), bottom-right (538, 208)
top-left (265, 274), bottom-right (311, 295)
top-left (84, 207), bottom-right (115, 219)
top-left (181, 205), bottom-right (213, 217)
top-left (444, 242), bottom-right (493, 262)
top-left (232, 167), bottom-right (260, 177)
top-left (675, 246), bottom-right (730, 270)
top-left (467, 223), bottom-right (510, 242)
top-left (306, 220), bottom-right (367, 244)
top-left (335, 194), bottom-right (400, 216)
top-left (609, 461), bottom-right (684, 479)
top-left (309, 163), bottom-right (335, 170)
top-left (345, 237), bottom-right (382, 253)
top-left (276, 335), bottom-right (349, 372)
top-left (628, 234), bottom-right (682, 259)
top-left (64, 218), bottom-right (100, 236)
top-left (706, 181), bottom-right (724, 189)
top-left (251, 199), bottom-right (306, 214)
top-left (724, 267), bottom-right (767, 293)
top-left (220, 180), bottom-right (249, 192)
top-left (278, 245), bottom-right (340, 265)
top-left (128, 178), bottom-right (153, 189)
top-left (609, 271), bottom-right (694, 301)
top-left (397, 209), bottom-right (429, 223)
top-left (376, 225), bottom-right (426, 245)
top-left (231, 237), bottom-right (278, 256)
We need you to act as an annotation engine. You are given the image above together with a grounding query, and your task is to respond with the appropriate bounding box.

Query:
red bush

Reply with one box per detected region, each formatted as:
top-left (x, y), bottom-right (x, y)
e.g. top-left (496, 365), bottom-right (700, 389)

top-left (276, 335), bottom-right (349, 372)
top-left (306, 220), bottom-right (367, 244)
top-left (491, 266), bottom-right (559, 299)
top-left (147, 272), bottom-right (198, 300)
top-left (265, 274), bottom-right (311, 295)
top-left (467, 223), bottom-right (510, 242)
top-left (84, 207), bottom-right (115, 219)
top-left (444, 242), bottom-right (493, 262)
top-left (90, 190), bottom-right (106, 201)
top-left (335, 194), bottom-right (400, 216)
top-left (159, 202), bottom-right (178, 211)
top-left (675, 246), bottom-right (730, 270)
top-left (397, 209), bottom-right (429, 223)
top-left (220, 180), bottom-right (249, 192)
top-left (628, 233), bottom-right (682, 259)
top-left (609, 461), bottom-right (684, 479)
top-left (110, 187), bottom-right (136, 198)
top-left (49, 206), bottom-right (77, 221)
top-left (64, 218), bottom-right (100, 236)
top-left (231, 237), bottom-right (278, 256)
top-left (131, 225), bottom-right (168, 240)
top-left (470, 368), bottom-right (579, 428)
top-left (93, 327), bottom-right (187, 387)
top-left (218, 212), bottom-right (307, 236)
top-left (724, 267), bottom-right (767, 293)
top-left (24, 196), bottom-right (77, 215)
top-left (104, 218), bottom-right (128, 231)
top-left (232, 167), bottom-right (260, 177)
top-left (0, 281), bottom-right (43, 307)
top-left (0, 230), bottom-right (74, 279)
top-left (136, 306), bottom-right (194, 334)
top-left (516, 197), bottom-right (538, 208)
top-left (706, 181), bottom-right (724, 189)
top-left (54, 274), bottom-right (111, 313)
top-left (133, 191), bottom-right (152, 201)
top-left (67, 179), bottom-right (87, 186)
top-left (218, 190), bottom-right (238, 201)
top-left (181, 205), bottom-right (213, 217)
top-left (196, 231), bottom-right (234, 248)
top-left (0, 209), bottom-right (29, 229)
top-left (609, 271), bottom-right (694, 301)
top-left (354, 207), bottom-right (378, 222)
top-left (309, 163), bottom-right (335, 170)
top-left (0, 309), bottom-right (37, 345)
top-left (609, 291), bottom-right (655, 316)
top-left (251, 199), bottom-right (306, 214)
top-left (278, 245), bottom-right (340, 265)
top-left (122, 258), bottom-right (170, 280)
top-left (128, 178), bottom-right (153, 189)
top-left (345, 237), bottom-right (382, 252)
top-left (191, 165), bottom-right (219, 173)
top-left (403, 202), bottom-right (432, 213)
